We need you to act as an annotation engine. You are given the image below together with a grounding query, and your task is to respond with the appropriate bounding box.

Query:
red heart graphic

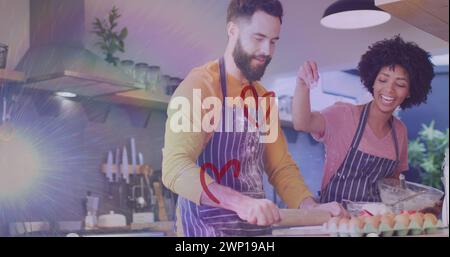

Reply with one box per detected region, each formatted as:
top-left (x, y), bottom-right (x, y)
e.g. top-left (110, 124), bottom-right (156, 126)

top-left (200, 159), bottom-right (241, 204)
top-left (240, 85), bottom-right (276, 129)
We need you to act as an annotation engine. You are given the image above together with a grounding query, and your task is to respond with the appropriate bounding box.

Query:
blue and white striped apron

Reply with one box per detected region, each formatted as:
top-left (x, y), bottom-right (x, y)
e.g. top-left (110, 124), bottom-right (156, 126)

top-left (320, 102), bottom-right (399, 203)
top-left (176, 58), bottom-right (272, 237)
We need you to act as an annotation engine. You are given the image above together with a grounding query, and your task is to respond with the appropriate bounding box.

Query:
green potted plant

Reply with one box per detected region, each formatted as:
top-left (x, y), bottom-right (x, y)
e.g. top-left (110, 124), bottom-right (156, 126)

top-left (408, 121), bottom-right (449, 190)
top-left (92, 6), bottom-right (128, 66)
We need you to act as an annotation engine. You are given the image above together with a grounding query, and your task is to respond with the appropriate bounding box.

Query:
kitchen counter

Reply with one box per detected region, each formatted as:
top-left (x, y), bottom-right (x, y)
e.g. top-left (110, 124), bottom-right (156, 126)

top-left (271, 226), bottom-right (449, 237)
top-left (9, 221), bottom-right (176, 237)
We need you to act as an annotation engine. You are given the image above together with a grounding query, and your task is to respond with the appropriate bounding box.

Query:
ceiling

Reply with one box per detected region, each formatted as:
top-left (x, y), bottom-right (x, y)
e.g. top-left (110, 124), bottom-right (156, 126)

top-left (83, 0), bottom-right (449, 87)
top-left (1, 0), bottom-right (448, 89)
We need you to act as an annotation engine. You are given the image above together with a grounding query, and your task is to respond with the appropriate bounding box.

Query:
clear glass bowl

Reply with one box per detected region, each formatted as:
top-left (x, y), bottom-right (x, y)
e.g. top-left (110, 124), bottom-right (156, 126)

top-left (377, 178), bottom-right (444, 213)
top-left (342, 200), bottom-right (392, 216)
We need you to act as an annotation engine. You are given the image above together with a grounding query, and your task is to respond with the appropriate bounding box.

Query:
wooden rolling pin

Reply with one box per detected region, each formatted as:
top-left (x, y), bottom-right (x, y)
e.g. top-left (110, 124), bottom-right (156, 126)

top-left (275, 209), bottom-right (331, 227)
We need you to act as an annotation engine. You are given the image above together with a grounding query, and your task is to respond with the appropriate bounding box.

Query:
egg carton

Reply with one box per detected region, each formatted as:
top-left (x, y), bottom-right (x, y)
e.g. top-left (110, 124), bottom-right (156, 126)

top-left (325, 213), bottom-right (445, 237)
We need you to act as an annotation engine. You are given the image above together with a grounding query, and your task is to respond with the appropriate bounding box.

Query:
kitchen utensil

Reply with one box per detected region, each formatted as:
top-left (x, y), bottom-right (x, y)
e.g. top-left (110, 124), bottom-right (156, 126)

top-left (138, 152), bottom-right (144, 165)
top-left (386, 190), bottom-right (428, 206)
top-left (121, 146), bottom-right (129, 183)
top-left (378, 178), bottom-right (444, 213)
top-left (275, 209), bottom-right (331, 228)
top-left (85, 192), bottom-right (99, 216)
top-left (141, 164), bottom-right (155, 207)
top-left (106, 151), bottom-right (114, 182)
top-left (115, 148), bottom-right (120, 182)
top-left (153, 182), bottom-right (168, 221)
top-left (130, 138), bottom-right (137, 175)
top-left (342, 200), bottom-right (392, 216)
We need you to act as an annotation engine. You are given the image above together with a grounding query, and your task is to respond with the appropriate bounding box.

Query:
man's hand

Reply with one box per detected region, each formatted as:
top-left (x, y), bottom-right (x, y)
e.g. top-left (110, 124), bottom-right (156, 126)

top-left (234, 197), bottom-right (281, 226)
top-left (201, 182), bottom-right (281, 226)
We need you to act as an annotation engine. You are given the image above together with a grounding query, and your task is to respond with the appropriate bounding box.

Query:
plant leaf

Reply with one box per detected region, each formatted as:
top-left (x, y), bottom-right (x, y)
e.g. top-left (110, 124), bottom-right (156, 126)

top-left (119, 27), bottom-right (128, 40)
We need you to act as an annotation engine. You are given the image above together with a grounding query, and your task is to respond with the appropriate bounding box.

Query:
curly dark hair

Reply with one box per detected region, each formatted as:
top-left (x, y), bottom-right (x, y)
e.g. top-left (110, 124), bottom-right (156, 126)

top-left (227, 0), bottom-right (283, 24)
top-left (358, 35), bottom-right (435, 109)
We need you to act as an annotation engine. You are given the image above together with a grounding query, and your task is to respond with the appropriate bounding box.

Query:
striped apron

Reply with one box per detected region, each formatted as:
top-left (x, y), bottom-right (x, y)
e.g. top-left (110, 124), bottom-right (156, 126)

top-left (176, 58), bottom-right (272, 237)
top-left (320, 102), bottom-right (400, 203)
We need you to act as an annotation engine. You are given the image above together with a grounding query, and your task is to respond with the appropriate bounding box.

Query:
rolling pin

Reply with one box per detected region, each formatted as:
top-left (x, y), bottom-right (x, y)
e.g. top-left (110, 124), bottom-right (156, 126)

top-left (275, 209), bottom-right (331, 227)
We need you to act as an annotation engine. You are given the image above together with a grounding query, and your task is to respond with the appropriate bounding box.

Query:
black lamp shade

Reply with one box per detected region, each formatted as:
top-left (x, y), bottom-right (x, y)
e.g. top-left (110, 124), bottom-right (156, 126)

top-left (321, 0), bottom-right (391, 29)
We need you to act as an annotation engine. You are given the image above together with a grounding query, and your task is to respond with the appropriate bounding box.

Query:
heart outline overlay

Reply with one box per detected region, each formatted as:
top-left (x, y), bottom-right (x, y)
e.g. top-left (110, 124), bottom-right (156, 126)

top-left (240, 85), bottom-right (276, 129)
top-left (200, 159), bottom-right (241, 204)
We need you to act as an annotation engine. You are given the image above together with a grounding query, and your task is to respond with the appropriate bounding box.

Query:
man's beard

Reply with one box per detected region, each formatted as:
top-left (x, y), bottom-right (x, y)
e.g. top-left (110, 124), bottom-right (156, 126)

top-left (232, 39), bottom-right (272, 82)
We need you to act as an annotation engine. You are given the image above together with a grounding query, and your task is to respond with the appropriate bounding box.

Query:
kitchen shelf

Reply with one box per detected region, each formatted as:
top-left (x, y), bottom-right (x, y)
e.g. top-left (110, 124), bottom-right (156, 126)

top-left (100, 163), bottom-right (152, 175)
top-left (97, 89), bottom-right (170, 111)
top-left (0, 69), bottom-right (25, 83)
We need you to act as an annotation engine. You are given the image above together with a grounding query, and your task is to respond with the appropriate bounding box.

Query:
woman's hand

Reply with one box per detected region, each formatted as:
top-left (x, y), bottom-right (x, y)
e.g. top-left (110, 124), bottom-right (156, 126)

top-left (314, 202), bottom-right (350, 218)
top-left (299, 197), bottom-right (350, 218)
top-left (292, 60), bottom-right (325, 134)
top-left (297, 60), bottom-right (320, 89)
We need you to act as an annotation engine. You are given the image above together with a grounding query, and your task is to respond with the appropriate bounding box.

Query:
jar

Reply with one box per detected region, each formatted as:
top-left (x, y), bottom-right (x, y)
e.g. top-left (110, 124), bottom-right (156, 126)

top-left (166, 77), bottom-right (182, 96)
top-left (159, 75), bottom-right (170, 92)
top-left (146, 66), bottom-right (161, 93)
top-left (134, 62), bottom-right (149, 85)
top-left (120, 59), bottom-right (134, 78)
top-left (159, 75), bottom-right (171, 96)
top-left (0, 43), bottom-right (8, 69)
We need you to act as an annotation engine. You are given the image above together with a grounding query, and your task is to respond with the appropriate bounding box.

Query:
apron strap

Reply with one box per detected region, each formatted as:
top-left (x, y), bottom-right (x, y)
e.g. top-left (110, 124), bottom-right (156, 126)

top-left (350, 102), bottom-right (371, 148)
top-left (389, 117), bottom-right (400, 161)
top-left (219, 57), bottom-right (227, 131)
top-left (219, 57), bottom-right (227, 99)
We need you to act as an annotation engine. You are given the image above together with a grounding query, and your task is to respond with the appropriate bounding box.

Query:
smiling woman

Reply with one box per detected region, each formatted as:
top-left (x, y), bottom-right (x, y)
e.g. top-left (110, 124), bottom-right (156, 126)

top-left (292, 35), bottom-right (436, 204)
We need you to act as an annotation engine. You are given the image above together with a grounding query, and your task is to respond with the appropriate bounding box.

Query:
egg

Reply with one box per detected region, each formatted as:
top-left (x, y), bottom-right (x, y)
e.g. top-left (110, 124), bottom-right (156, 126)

top-left (338, 218), bottom-right (350, 237)
top-left (327, 217), bottom-right (340, 237)
top-left (423, 213), bottom-right (438, 225)
top-left (383, 213), bottom-right (396, 220)
top-left (423, 213), bottom-right (439, 234)
top-left (394, 214), bottom-right (410, 236)
top-left (408, 213), bottom-right (424, 235)
top-left (363, 216), bottom-right (380, 235)
top-left (349, 217), bottom-right (364, 237)
top-left (379, 214), bottom-right (395, 237)
top-left (409, 213), bottom-right (424, 227)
